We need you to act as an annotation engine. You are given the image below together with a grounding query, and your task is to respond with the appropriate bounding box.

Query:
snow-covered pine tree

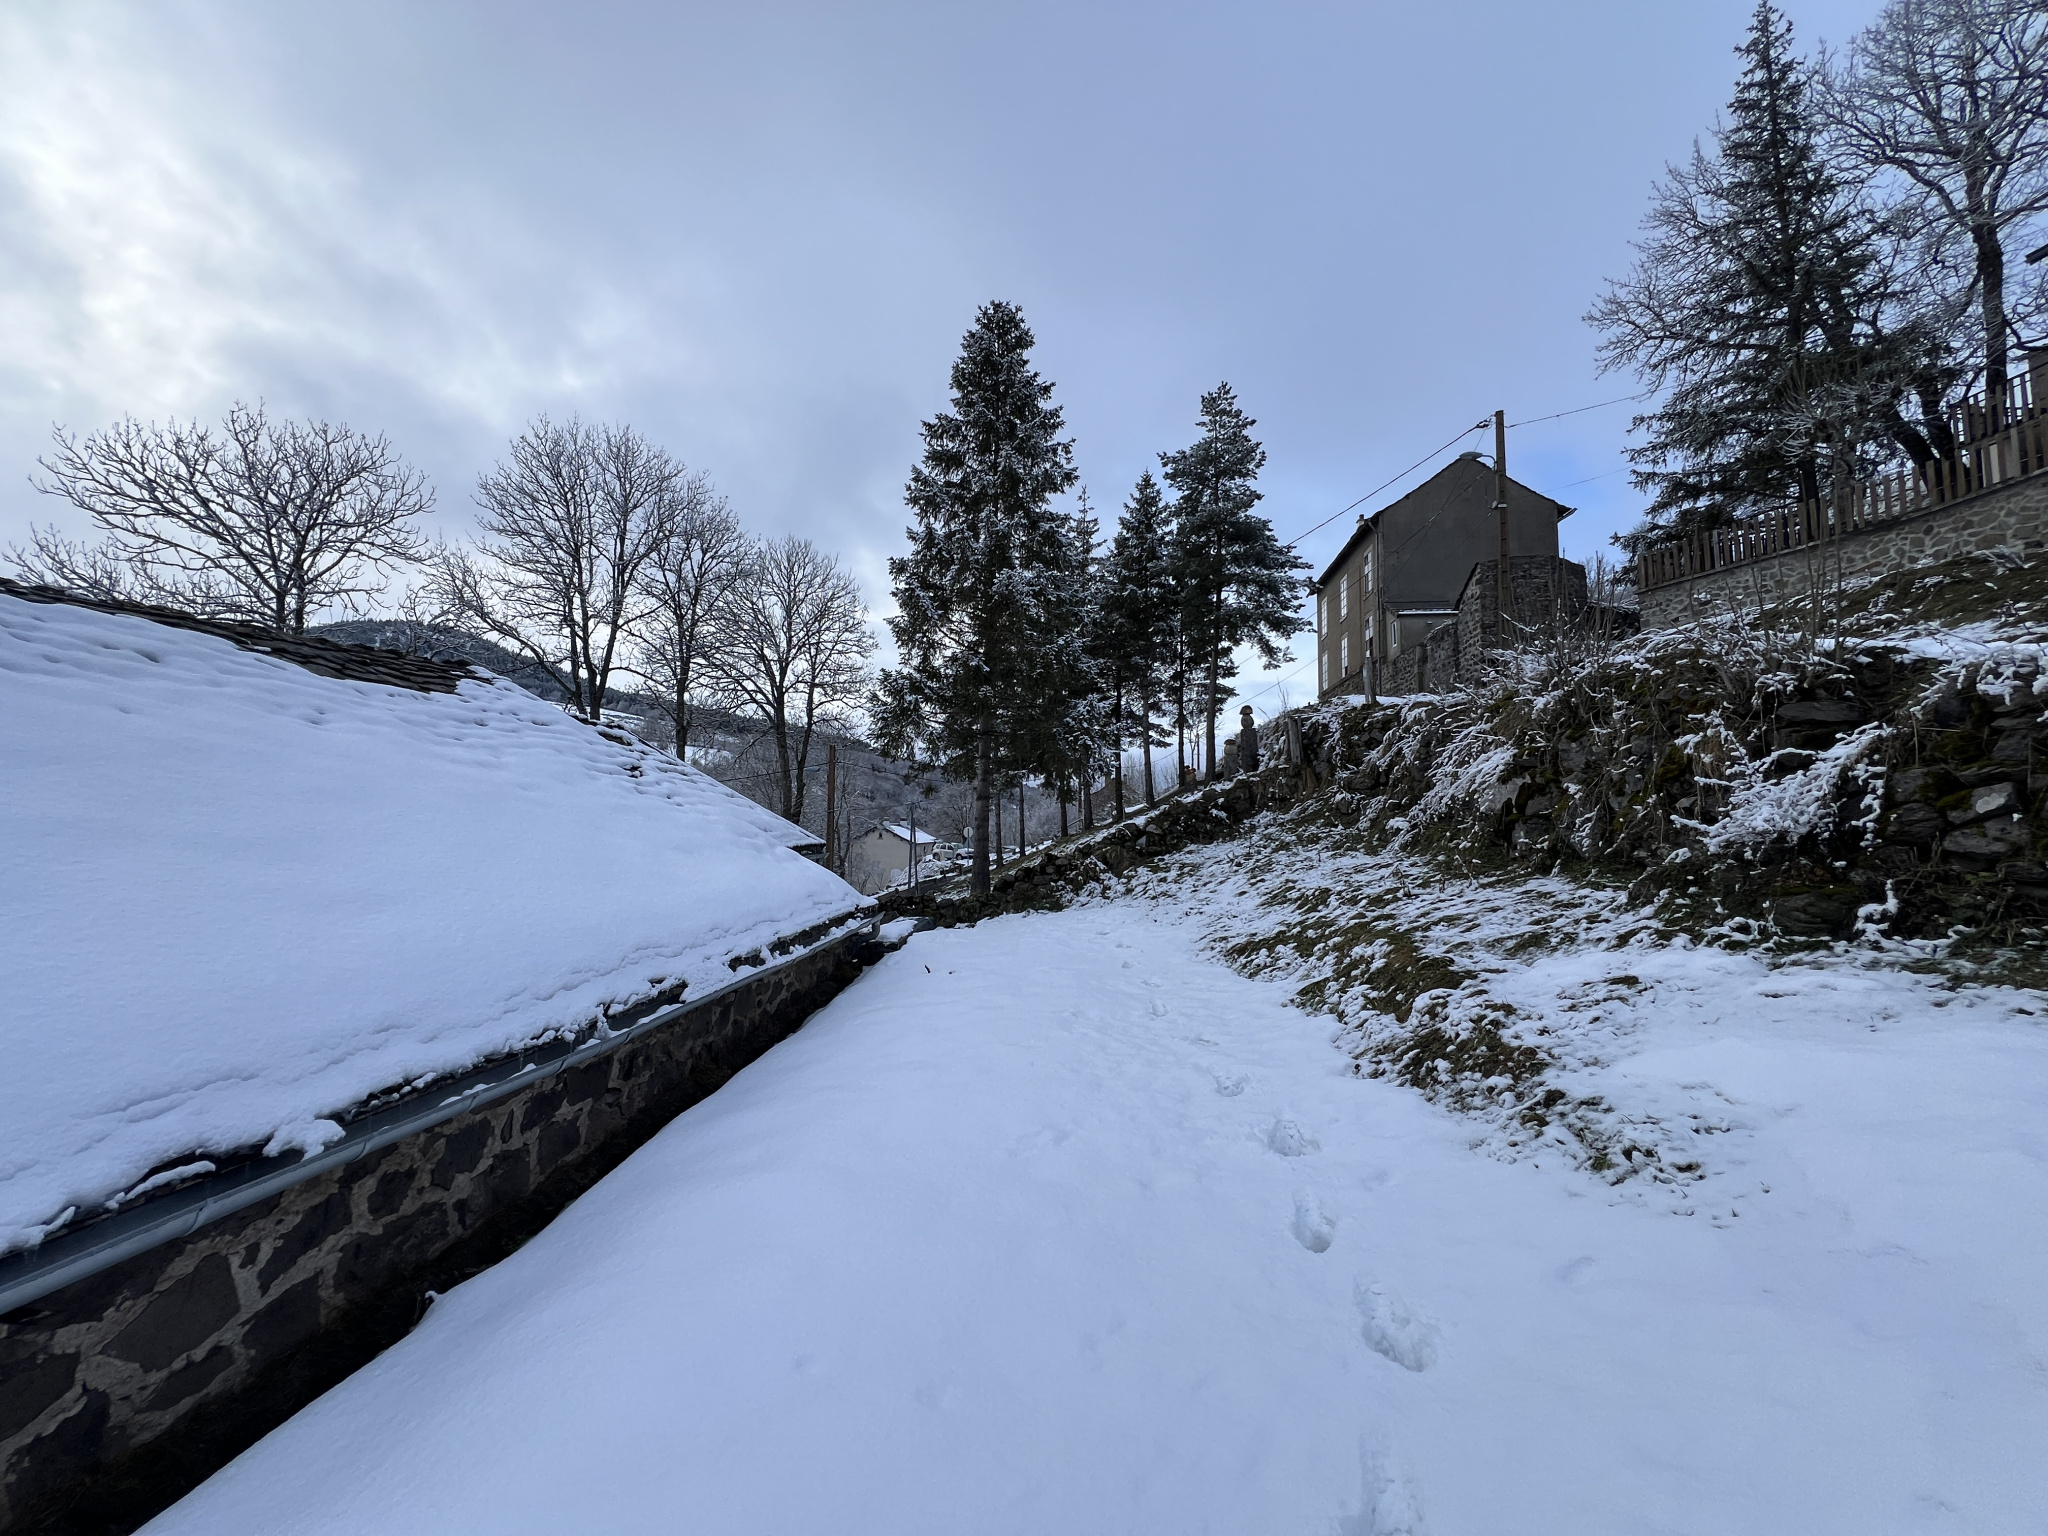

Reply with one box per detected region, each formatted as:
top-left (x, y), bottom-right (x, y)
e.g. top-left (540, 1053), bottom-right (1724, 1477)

top-left (1160, 384), bottom-right (1305, 781)
top-left (873, 301), bottom-right (1081, 896)
top-left (1016, 490), bottom-right (1107, 829)
top-left (1100, 470), bottom-right (1176, 805)
top-left (1591, 1), bottom-right (1939, 548)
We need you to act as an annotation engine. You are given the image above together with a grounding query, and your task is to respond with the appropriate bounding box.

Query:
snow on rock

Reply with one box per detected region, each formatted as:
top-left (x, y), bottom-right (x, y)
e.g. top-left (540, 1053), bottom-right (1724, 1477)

top-left (0, 592), bottom-right (860, 1254)
top-left (142, 904), bottom-right (2048, 1534)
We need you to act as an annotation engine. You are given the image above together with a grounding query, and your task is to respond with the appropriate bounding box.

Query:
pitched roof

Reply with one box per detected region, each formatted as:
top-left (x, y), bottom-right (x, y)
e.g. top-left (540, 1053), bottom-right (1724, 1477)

top-left (0, 579), bottom-right (475, 694)
top-left (1311, 456), bottom-right (1574, 590)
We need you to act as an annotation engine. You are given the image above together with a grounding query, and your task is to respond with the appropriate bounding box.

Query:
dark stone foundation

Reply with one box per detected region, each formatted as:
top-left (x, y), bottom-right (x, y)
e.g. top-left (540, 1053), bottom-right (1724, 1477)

top-left (0, 932), bottom-right (870, 1535)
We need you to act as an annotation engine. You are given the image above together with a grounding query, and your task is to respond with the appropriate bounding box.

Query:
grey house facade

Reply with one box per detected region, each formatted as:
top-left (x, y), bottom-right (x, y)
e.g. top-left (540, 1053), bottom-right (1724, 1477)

top-left (1312, 453), bottom-right (1573, 699)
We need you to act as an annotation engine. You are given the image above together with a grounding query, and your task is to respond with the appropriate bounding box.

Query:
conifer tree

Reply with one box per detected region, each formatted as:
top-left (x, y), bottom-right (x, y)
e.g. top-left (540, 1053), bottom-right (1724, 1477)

top-left (1160, 384), bottom-right (1305, 781)
top-left (1591, 2), bottom-right (1936, 546)
top-left (1016, 491), bottom-right (1107, 826)
top-left (873, 301), bottom-right (1080, 896)
top-left (1100, 471), bottom-right (1176, 804)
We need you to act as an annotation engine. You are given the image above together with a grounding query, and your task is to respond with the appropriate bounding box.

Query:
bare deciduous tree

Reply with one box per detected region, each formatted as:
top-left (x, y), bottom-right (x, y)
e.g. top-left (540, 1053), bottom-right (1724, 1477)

top-left (714, 537), bottom-right (875, 822)
top-left (634, 485), bottom-right (747, 758)
top-left (429, 417), bottom-right (683, 720)
top-left (15, 403), bottom-right (431, 633)
top-left (1825, 0), bottom-right (2048, 399)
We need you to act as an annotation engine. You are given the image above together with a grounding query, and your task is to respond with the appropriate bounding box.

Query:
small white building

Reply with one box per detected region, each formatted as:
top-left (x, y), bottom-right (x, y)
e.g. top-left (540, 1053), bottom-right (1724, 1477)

top-left (846, 822), bottom-right (938, 894)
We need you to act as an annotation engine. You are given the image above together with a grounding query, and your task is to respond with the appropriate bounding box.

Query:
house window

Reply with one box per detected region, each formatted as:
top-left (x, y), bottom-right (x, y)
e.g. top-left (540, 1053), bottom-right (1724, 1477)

top-left (1317, 591), bottom-right (1326, 635)
top-left (1338, 576), bottom-right (1350, 621)
top-left (1340, 634), bottom-right (1350, 675)
top-left (1361, 551), bottom-right (1374, 593)
top-left (1320, 648), bottom-right (1330, 690)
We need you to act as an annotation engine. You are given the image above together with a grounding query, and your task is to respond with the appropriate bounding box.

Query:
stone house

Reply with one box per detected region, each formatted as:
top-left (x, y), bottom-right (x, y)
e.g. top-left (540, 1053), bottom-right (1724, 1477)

top-left (1311, 452), bottom-right (1576, 699)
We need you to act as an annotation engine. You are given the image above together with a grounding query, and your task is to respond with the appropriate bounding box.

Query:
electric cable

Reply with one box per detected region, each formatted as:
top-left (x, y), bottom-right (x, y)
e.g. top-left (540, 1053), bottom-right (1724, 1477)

top-left (1285, 388), bottom-right (1654, 551)
top-left (1282, 419), bottom-right (1489, 548)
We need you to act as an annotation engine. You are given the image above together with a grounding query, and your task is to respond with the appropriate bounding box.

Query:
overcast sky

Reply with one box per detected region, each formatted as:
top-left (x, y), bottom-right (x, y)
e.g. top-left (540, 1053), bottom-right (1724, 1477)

top-left (0, 0), bottom-right (1885, 692)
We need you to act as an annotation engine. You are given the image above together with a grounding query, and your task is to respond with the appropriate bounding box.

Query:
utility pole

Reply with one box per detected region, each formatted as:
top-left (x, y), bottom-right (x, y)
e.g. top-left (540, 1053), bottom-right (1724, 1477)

top-left (823, 742), bottom-right (838, 872)
top-left (1493, 408), bottom-right (1515, 641)
top-left (907, 803), bottom-right (918, 889)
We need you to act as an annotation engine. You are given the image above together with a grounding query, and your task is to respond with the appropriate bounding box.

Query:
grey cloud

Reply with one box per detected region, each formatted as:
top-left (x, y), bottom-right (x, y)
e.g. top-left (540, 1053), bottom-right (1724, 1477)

top-left (0, 0), bottom-right (1888, 626)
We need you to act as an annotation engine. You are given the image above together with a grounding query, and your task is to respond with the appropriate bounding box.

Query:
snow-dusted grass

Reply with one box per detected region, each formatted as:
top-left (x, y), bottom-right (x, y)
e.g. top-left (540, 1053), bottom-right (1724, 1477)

top-left (1124, 820), bottom-right (2048, 1206)
top-left (0, 594), bottom-right (860, 1254)
top-left (144, 902), bottom-right (2048, 1534)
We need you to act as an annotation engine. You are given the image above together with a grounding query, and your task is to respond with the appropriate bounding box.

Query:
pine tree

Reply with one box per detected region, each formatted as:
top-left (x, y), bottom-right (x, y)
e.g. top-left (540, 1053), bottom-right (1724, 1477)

top-left (873, 301), bottom-right (1080, 897)
top-left (1160, 384), bottom-right (1306, 781)
top-left (1591, 2), bottom-right (1935, 546)
top-left (1014, 491), bottom-right (1106, 827)
top-left (1099, 471), bottom-right (1176, 805)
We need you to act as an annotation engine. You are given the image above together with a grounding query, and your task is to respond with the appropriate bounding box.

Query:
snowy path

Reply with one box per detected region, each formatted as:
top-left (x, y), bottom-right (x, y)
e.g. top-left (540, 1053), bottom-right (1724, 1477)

top-left (147, 904), bottom-right (2048, 1535)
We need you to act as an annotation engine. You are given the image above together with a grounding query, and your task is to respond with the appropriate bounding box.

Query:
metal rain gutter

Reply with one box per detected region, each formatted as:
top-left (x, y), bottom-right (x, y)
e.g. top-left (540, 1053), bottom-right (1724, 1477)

top-left (0, 914), bottom-right (876, 1318)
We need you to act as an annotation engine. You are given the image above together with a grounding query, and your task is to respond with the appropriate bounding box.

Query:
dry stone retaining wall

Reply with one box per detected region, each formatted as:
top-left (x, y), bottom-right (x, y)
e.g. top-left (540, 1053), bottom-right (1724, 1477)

top-left (0, 931), bottom-right (874, 1534)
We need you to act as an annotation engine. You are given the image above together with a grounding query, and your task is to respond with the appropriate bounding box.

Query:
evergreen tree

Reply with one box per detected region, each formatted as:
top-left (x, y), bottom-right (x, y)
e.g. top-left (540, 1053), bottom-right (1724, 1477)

top-left (873, 301), bottom-right (1080, 896)
top-left (1099, 470), bottom-right (1176, 805)
top-left (1591, 2), bottom-right (1939, 547)
top-left (1015, 490), bottom-right (1107, 827)
top-left (1159, 384), bottom-right (1305, 781)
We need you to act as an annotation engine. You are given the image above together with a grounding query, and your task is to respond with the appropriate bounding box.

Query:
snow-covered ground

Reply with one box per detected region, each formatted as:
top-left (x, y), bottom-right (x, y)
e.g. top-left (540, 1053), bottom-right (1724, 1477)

top-left (146, 891), bottom-right (2048, 1533)
top-left (0, 593), bottom-right (860, 1254)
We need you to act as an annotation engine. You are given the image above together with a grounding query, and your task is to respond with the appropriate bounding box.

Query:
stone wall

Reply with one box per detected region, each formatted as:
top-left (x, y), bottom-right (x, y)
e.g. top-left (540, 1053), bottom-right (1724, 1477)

top-left (0, 931), bottom-right (873, 1534)
top-left (1639, 473), bottom-right (2048, 629)
top-left (1377, 557), bottom-right (1594, 696)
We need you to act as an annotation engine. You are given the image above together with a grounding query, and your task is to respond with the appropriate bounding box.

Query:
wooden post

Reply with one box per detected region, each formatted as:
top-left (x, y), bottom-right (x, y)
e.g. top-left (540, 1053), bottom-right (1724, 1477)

top-left (823, 742), bottom-right (837, 872)
top-left (1492, 408), bottom-right (1513, 636)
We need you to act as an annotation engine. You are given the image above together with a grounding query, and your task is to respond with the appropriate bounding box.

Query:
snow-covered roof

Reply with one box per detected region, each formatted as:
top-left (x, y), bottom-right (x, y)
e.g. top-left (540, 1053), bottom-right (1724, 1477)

top-left (879, 823), bottom-right (938, 845)
top-left (0, 589), bottom-right (862, 1255)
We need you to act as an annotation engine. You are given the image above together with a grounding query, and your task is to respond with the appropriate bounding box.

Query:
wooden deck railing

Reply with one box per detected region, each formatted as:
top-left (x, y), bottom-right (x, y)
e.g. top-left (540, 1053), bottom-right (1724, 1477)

top-left (1635, 367), bottom-right (2048, 591)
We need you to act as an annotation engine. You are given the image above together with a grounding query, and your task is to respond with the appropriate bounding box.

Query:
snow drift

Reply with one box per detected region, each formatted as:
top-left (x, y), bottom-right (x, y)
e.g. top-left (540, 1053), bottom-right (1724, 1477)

top-left (0, 590), bottom-right (861, 1255)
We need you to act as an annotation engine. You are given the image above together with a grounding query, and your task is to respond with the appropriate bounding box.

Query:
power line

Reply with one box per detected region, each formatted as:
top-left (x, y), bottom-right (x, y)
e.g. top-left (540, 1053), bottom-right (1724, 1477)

top-left (1283, 389), bottom-right (1653, 552)
top-left (1557, 465), bottom-right (1629, 490)
top-left (1282, 419), bottom-right (1489, 548)
top-left (1506, 390), bottom-right (1650, 429)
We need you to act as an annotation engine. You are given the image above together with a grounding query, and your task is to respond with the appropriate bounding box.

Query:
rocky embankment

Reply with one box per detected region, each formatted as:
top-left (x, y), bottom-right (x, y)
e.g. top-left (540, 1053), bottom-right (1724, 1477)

top-left (891, 553), bottom-right (2048, 957)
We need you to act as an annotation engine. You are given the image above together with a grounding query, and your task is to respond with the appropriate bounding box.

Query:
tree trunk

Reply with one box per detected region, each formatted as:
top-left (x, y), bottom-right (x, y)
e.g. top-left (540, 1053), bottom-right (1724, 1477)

top-left (1976, 218), bottom-right (2010, 408)
top-left (1141, 688), bottom-right (1157, 805)
top-left (1018, 783), bottom-right (1026, 858)
top-left (770, 701), bottom-right (796, 819)
top-left (971, 717), bottom-right (993, 897)
top-left (1204, 641), bottom-right (1221, 783)
top-left (1082, 769), bottom-right (1095, 831)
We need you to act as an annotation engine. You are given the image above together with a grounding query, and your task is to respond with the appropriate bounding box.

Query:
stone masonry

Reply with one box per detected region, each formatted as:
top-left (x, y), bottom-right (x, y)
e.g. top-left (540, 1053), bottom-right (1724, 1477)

top-left (0, 931), bottom-right (871, 1533)
top-left (1639, 473), bottom-right (2048, 629)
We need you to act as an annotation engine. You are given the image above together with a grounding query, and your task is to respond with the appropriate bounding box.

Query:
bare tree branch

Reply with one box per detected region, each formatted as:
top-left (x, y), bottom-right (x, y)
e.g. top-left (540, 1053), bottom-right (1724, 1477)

top-left (710, 537), bottom-right (875, 821)
top-left (16, 402), bottom-right (431, 633)
top-left (430, 417), bottom-right (684, 720)
top-left (633, 484), bottom-right (747, 757)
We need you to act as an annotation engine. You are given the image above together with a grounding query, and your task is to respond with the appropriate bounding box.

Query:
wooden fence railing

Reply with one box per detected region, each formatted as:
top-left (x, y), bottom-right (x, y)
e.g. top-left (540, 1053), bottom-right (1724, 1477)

top-left (1635, 366), bottom-right (2048, 591)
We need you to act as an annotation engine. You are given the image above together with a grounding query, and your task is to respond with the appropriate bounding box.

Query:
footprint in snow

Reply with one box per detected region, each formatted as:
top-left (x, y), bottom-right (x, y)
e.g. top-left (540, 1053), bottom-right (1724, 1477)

top-left (1290, 1191), bottom-right (1335, 1252)
top-left (1213, 1071), bottom-right (1249, 1097)
top-left (1340, 1447), bottom-right (1430, 1535)
top-left (1267, 1118), bottom-right (1319, 1157)
top-left (1356, 1280), bottom-right (1439, 1372)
